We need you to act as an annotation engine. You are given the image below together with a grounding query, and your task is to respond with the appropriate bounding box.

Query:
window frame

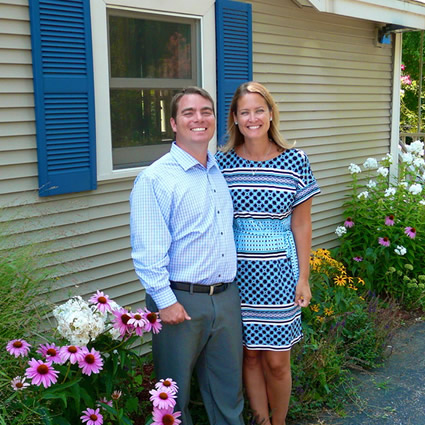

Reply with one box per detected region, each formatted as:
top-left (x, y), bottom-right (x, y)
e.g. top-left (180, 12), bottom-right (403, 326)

top-left (90, 0), bottom-right (217, 181)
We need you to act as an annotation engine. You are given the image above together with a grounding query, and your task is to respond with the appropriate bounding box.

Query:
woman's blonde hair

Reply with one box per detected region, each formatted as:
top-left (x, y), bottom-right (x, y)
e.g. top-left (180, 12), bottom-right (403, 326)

top-left (221, 81), bottom-right (294, 153)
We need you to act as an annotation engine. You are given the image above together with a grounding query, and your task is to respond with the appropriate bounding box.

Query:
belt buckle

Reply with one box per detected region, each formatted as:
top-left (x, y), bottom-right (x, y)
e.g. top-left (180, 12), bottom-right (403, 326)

top-left (209, 283), bottom-right (221, 296)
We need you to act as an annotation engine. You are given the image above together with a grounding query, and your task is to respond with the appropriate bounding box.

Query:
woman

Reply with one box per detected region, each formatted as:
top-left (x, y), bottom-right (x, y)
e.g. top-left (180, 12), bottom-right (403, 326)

top-left (215, 82), bottom-right (320, 425)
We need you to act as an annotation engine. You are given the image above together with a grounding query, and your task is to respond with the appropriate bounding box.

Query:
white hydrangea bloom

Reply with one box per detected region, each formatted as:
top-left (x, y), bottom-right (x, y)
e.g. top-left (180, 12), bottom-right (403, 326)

top-left (406, 140), bottom-right (424, 156)
top-left (363, 158), bottom-right (378, 169)
top-left (367, 180), bottom-right (377, 188)
top-left (384, 187), bottom-right (396, 197)
top-left (53, 296), bottom-right (106, 346)
top-left (399, 181), bottom-right (408, 189)
top-left (420, 199), bottom-right (425, 205)
top-left (381, 153), bottom-right (393, 164)
top-left (348, 163), bottom-right (362, 174)
top-left (394, 245), bottom-right (407, 256)
top-left (335, 226), bottom-right (347, 237)
top-left (358, 191), bottom-right (369, 199)
top-left (409, 183), bottom-right (423, 195)
top-left (377, 167), bottom-right (389, 177)
top-left (401, 152), bottom-right (414, 164)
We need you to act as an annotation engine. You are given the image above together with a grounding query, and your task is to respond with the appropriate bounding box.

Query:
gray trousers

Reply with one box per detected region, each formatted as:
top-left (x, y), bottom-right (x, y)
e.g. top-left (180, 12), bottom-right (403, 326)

top-left (146, 283), bottom-right (245, 425)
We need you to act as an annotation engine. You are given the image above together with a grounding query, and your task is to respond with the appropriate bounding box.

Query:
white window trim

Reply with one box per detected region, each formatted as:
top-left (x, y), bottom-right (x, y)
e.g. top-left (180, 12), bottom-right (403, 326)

top-left (90, 0), bottom-right (217, 181)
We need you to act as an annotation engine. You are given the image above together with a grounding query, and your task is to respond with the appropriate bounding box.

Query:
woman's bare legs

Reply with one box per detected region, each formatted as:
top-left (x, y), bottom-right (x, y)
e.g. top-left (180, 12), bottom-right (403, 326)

top-left (243, 348), bottom-right (271, 425)
top-left (262, 350), bottom-right (292, 425)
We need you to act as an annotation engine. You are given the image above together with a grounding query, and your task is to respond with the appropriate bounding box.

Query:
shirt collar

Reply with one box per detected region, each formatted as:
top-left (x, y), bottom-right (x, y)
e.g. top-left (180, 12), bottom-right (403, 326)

top-left (170, 142), bottom-right (218, 172)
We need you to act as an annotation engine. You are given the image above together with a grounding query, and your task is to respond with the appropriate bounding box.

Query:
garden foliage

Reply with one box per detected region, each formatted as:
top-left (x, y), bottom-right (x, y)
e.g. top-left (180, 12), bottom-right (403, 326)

top-left (333, 143), bottom-right (425, 309)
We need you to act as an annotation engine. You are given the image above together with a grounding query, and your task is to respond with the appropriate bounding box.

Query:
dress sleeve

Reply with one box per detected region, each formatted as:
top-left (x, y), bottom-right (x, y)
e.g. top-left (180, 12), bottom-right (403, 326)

top-left (293, 151), bottom-right (321, 207)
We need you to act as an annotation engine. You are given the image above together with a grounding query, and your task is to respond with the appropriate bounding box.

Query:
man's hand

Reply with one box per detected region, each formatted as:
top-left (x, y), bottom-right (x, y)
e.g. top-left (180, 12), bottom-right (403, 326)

top-left (159, 302), bottom-right (191, 324)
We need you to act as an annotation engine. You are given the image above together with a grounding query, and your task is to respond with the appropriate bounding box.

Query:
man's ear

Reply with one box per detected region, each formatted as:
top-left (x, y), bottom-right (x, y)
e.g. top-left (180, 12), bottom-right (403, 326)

top-left (170, 117), bottom-right (177, 133)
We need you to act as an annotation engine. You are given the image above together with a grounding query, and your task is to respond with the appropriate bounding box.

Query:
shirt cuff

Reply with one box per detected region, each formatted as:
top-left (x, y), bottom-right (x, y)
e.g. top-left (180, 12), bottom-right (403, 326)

top-left (150, 285), bottom-right (178, 310)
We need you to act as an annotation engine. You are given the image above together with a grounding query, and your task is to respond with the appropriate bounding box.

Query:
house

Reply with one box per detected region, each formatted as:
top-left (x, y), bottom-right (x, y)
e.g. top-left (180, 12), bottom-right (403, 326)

top-left (1, 0), bottom-right (425, 310)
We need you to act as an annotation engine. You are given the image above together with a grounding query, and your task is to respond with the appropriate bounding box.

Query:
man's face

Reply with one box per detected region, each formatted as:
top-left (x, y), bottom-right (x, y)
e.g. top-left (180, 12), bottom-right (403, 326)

top-left (170, 94), bottom-right (215, 149)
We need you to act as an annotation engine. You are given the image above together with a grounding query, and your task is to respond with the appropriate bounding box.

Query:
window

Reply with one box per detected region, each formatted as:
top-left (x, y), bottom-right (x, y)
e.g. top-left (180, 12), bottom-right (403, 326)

top-left (108, 11), bottom-right (200, 169)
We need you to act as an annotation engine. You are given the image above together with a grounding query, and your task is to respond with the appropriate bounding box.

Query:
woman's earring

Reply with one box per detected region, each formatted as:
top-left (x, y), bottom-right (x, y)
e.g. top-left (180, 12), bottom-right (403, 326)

top-left (234, 122), bottom-right (238, 125)
top-left (270, 117), bottom-right (272, 121)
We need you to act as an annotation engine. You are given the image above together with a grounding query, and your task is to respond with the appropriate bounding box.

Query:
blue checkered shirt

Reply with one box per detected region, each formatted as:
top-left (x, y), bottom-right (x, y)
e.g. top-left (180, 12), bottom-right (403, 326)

top-left (130, 143), bottom-right (237, 309)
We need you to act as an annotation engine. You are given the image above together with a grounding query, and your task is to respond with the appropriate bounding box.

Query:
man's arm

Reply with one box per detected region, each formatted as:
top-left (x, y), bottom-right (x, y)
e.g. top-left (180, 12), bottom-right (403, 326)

top-left (130, 173), bottom-right (191, 323)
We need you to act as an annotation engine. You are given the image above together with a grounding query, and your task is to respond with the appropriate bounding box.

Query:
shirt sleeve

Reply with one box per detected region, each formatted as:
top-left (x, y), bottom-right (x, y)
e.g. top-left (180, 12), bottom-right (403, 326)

top-left (293, 151), bottom-right (321, 207)
top-left (130, 172), bottom-right (178, 310)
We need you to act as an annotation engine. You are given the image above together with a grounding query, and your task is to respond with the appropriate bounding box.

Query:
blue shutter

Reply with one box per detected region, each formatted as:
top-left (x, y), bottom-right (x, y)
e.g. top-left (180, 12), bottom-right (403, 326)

top-left (29, 0), bottom-right (97, 196)
top-left (215, 0), bottom-right (252, 145)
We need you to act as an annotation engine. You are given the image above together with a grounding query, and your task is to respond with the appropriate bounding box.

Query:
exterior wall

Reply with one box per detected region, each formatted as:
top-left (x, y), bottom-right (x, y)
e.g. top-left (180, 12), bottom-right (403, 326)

top-left (1, 0), bottom-right (393, 311)
top-left (249, 0), bottom-right (393, 247)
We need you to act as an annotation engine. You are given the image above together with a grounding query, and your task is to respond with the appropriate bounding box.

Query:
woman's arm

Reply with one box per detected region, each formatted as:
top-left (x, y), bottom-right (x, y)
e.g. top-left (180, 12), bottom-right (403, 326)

top-left (291, 198), bottom-right (313, 307)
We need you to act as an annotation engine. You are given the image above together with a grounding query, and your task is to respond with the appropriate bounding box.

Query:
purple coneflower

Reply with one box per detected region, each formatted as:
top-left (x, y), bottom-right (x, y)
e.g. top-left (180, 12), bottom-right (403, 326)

top-left (152, 407), bottom-right (182, 425)
top-left (10, 376), bottom-right (30, 391)
top-left (60, 345), bottom-right (84, 364)
top-left (37, 343), bottom-right (63, 364)
top-left (385, 215), bottom-right (395, 226)
top-left (128, 309), bottom-right (148, 336)
top-left (344, 217), bottom-right (354, 228)
top-left (96, 398), bottom-right (113, 409)
top-left (378, 237), bottom-right (390, 247)
top-left (155, 378), bottom-right (179, 394)
top-left (143, 308), bottom-right (163, 334)
top-left (6, 339), bottom-right (31, 358)
top-left (78, 347), bottom-right (103, 376)
top-left (25, 358), bottom-right (59, 388)
top-left (81, 407), bottom-right (103, 425)
top-left (353, 256), bottom-right (363, 262)
top-left (405, 226), bottom-right (416, 239)
top-left (88, 290), bottom-right (113, 314)
top-left (112, 308), bottom-right (134, 337)
top-left (149, 387), bottom-right (177, 410)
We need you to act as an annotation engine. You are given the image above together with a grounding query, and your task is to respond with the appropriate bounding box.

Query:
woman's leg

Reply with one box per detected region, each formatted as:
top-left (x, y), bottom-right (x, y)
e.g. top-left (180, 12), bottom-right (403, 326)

top-left (243, 348), bottom-right (271, 425)
top-left (262, 350), bottom-right (292, 425)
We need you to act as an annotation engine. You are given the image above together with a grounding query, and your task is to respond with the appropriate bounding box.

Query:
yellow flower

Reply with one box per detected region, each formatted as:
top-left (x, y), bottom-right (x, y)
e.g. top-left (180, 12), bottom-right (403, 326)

top-left (334, 275), bottom-right (347, 286)
top-left (324, 307), bottom-right (334, 316)
top-left (347, 276), bottom-right (354, 283)
top-left (357, 277), bottom-right (365, 285)
top-left (348, 284), bottom-right (358, 291)
top-left (316, 316), bottom-right (325, 322)
top-left (310, 304), bottom-right (320, 312)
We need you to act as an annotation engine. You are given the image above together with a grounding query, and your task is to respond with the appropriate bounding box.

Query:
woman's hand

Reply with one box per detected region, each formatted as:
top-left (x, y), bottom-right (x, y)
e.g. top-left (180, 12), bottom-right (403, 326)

top-left (295, 278), bottom-right (312, 307)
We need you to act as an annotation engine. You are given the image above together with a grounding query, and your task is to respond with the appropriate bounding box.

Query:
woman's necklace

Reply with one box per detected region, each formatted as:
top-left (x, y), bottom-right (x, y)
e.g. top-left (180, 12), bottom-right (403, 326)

top-left (243, 142), bottom-right (274, 176)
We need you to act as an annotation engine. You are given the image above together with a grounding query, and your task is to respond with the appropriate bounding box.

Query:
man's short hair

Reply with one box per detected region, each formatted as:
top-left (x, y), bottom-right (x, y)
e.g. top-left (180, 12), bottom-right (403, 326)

top-left (170, 86), bottom-right (215, 120)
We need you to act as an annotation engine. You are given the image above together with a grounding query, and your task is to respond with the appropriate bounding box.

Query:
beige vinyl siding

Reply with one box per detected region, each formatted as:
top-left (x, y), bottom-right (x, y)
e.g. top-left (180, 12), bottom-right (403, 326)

top-left (250, 0), bottom-right (393, 248)
top-left (0, 1), bottom-right (144, 314)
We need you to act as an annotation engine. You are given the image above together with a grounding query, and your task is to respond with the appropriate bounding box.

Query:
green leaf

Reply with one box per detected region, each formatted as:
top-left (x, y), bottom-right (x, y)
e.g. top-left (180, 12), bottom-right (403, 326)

top-left (41, 392), bottom-right (68, 408)
top-left (125, 396), bottom-right (139, 413)
top-left (52, 417), bottom-right (72, 425)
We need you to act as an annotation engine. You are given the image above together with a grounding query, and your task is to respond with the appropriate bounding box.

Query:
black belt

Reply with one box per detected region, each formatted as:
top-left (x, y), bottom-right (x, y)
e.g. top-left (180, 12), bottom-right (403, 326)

top-left (170, 280), bottom-right (231, 295)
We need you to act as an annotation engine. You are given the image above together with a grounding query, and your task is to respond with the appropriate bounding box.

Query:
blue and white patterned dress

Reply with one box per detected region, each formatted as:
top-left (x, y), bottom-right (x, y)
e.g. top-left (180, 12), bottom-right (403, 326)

top-left (215, 148), bottom-right (320, 351)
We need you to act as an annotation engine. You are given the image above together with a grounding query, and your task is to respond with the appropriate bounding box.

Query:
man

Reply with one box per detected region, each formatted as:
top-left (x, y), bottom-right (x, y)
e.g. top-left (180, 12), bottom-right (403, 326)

top-left (130, 87), bottom-right (245, 425)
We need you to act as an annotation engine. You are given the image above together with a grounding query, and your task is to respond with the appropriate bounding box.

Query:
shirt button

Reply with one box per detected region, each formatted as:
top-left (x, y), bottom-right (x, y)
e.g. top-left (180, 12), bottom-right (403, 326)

top-left (222, 254), bottom-right (224, 257)
top-left (221, 232), bottom-right (223, 235)
top-left (218, 274), bottom-right (221, 278)
top-left (213, 189), bottom-right (217, 193)
top-left (217, 211), bottom-right (220, 214)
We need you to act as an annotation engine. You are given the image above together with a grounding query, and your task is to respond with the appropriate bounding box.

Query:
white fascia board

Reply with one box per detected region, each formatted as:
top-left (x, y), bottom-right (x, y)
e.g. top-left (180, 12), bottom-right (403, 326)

top-left (306, 0), bottom-right (425, 29)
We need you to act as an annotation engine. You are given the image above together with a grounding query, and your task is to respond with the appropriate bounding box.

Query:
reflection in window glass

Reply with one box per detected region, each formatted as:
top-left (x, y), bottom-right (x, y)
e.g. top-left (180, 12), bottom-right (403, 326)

top-left (109, 16), bottom-right (192, 79)
top-left (110, 89), bottom-right (178, 169)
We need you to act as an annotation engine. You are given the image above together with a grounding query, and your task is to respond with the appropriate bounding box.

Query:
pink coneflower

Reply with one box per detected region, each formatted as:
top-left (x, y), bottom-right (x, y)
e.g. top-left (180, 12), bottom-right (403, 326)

top-left (10, 376), bottom-right (30, 391)
top-left (143, 308), bottom-right (162, 334)
top-left (78, 347), bottom-right (103, 376)
top-left (128, 309), bottom-right (148, 336)
top-left (6, 339), bottom-right (31, 358)
top-left (152, 407), bottom-right (182, 425)
top-left (405, 226), bottom-right (416, 239)
top-left (155, 378), bottom-right (179, 395)
top-left (60, 345), bottom-right (84, 364)
top-left (88, 290), bottom-right (113, 314)
top-left (25, 358), bottom-right (59, 388)
top-left (353, 256), bottom-right (363, 262)
top-left (37, 343), bottom-right (63, 364)
top-left (111, 390), bottom-right (122, 400)
top-left (96, 398), bottom-right (113, 409)
top-left (112, 308), bottom-right (134, 337)
top-left (378, 237), bottom-right (390, 247)
top-left (149, 387), bottom-right (177, 410)
top-left (385, 215), bottom-right (395, 226)
top-left (344, 217), bottom-right (354, 228)
top-left (81, 407), bottom-right (103, 425)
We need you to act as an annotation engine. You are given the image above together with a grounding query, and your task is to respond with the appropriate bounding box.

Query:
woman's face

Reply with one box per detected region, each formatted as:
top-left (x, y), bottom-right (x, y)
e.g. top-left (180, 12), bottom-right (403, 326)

top-left (234, 92), bottom-right (271, 142)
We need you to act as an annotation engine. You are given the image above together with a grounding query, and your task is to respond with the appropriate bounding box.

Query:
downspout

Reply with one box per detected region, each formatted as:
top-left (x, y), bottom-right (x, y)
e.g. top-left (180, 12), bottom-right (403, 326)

top-left (390, 32), bottom-right (402, 179)
top-left (418, 31), bottom-right (424, 133)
